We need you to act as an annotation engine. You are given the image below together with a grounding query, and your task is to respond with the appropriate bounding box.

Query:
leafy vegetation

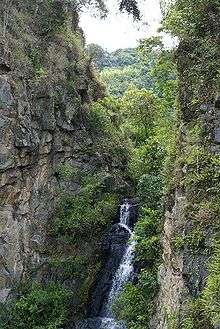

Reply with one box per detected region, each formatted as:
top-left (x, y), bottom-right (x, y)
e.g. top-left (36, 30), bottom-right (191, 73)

top-left (87, 45), bottom-right (155, 96)
top-left (113, 270), bottom-right (158, 329)
top-left (79, 0), bottom-right (141, 20)
top-left (0, 283), bottom-right (72, 329)
top-left (52, 172), bottom-right (119, 243)
top-left (202, 242), bottom-right (220, 327)
top-left (2, 0), bottom-right (219, 328)
top-left (95, 40), bottom-right (177, 328)
top-left (158, 0), bottom-right (220, 328)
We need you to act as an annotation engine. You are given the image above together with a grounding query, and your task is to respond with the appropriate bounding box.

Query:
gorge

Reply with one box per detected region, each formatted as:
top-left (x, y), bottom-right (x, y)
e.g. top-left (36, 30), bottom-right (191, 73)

top-left (0, 1), bottom-right (219, 329)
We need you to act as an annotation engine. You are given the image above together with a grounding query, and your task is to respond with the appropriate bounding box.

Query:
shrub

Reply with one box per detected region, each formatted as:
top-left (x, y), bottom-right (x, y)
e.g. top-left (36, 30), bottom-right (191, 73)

top-left (137, 174), bottom-right (163, 208)
top-left (57, 163), bottom-right (79, 181)
top-left (135, 235), bottom-right (161, 264)
top-left (113, 270), bottom-right (158, 329)
top-left (202, 242), bottom-right (220, 326)
top-left (37, 0), bottom-right (68, 35)
top-left (134, 208), bottom-right (161, 264)
top-left (52, 172), bottom-right (118, 243)
top-left (128, 139), bottom-right (166, 182)
top-left (53, 191), bottom-right (118, 242)
top-left (181, 298), bottom-right (214, 329)
top-left (0, 283), bottom-right (72, 329)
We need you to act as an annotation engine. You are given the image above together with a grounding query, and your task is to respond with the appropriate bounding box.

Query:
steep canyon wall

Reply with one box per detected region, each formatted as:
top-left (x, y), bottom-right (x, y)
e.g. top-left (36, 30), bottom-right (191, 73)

top-left (0, 0), bottom-right (105, 303)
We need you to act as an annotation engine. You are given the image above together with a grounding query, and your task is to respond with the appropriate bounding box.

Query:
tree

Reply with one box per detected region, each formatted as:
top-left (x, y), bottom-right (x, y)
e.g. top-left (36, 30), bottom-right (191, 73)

top-left (77, 0), bottom-right (141, 19)
top-left (119, 0), bottom-right (140, 20)
top-left (87, 43), bottom-right (110, 69)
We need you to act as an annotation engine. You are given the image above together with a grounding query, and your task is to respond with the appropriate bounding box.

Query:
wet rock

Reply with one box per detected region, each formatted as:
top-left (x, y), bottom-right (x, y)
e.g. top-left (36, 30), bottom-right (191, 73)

top-left (88, 224), bottom-right (130, 317)
top-left (183, 252), bottom-right (210, 297)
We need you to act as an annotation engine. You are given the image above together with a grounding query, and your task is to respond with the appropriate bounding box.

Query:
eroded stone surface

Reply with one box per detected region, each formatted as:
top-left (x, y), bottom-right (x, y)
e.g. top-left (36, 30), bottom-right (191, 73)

top-left (0, 2), bottom-right (104, 302)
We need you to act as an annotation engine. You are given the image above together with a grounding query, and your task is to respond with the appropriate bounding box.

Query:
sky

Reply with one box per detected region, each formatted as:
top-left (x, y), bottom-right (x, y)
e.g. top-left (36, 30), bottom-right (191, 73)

top-left (79, 0), bottom-right (172, 51)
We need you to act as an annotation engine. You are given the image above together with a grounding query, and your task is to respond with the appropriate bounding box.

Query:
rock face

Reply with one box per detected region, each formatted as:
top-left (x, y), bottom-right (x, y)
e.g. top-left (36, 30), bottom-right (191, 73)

top-left (152, 36), bottom-right (220, 328)
top-left (152, 192), bottom-right (187, 328)
top-left (0, 0), bottom-right (104, 301)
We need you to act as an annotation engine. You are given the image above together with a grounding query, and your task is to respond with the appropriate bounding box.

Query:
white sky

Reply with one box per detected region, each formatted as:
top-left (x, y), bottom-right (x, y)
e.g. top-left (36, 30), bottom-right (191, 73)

top-left (80, 0), bottom-right (172, 51)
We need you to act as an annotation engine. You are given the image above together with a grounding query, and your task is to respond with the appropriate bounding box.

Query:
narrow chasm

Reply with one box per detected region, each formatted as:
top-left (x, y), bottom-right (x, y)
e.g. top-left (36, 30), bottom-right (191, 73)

top-left (0, 1), bottom-right (220, 329)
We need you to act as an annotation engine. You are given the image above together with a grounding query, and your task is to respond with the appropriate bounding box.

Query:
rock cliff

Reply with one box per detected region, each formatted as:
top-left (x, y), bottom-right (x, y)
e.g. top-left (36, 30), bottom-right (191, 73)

top-left (0, 0), bottom-right (106, 303)
top-left (153, 7), bottom-right (220, 326)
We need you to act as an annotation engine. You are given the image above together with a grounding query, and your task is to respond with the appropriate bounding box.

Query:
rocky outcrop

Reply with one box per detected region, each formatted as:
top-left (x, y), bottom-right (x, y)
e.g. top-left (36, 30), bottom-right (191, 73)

top-left (0, 0), bottom-right (105, 302)
top-left (152, 37), bottom-right (220, 328)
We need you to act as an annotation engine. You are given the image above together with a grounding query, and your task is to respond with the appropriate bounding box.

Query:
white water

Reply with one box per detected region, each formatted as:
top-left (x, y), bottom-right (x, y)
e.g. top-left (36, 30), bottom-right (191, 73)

top-left (102, 201), bottom-right (135, 325)
top-left (77, 201), bottom-right (135, 329)
top-left (106, 239), bottom-right (135, 315)
top-left (119, 202), bottom-right (130, 226)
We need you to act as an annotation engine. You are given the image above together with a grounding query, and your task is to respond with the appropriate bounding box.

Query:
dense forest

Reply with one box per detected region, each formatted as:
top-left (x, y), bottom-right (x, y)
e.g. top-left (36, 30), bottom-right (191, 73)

top-left (0, 0), bottom-right (219, 329)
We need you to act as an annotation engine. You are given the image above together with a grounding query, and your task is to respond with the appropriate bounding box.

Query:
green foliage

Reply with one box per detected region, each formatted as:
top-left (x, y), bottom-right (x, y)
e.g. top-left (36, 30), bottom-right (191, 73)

top-left (185, 229), bottom-right (207, 253)
top-left (134, 208), bottom-right (161, 264)
top-left (113, 270), bottom-right (158, 329)
top-left (172, 235), bottom-right (185, 251)
top-left (182, 144), bottom-right (220, 193)
top-left (49, 255), bottom-right (88, 279)
top-left (100, 65), bottom-right (153, 97)
top-left (46, 164), bottom-right (122, 319)
top-left (78, 0), bottom-right (141, 20)
top-left (87, 45), bottom-right (139, 70)
top-left (88, 45), bottom-right (155, 96)
top-left (166, 310), bottom-right (179, 329)
top-left (181, 298), bottom-right (214, 329)
top-left (139, 36), bottom-right (164, 58)
top-left (63, 28), bottom-right (85, 58)
top-left (52, 173), bottom-right (118, 242)
top-left (37, 0), bottom-right (68, 35)
top-left (120, 87), bottom-right (158, 145)
top-left (128, 139), bottom-right (165, 181)
top-left (202, 242), bottom-right (220, 326)
top-left (158, 0), bottom-right (220, 328)
top-left (0, 283), bottom-right (72, 329)
top-left (163, 0), bottom-right (220, 40)
top-left (86, 96), bottom-right (134, 176)
top-left (150, 51), bottom-right (177, 111)
top-left (163, 0), bottom-right (219, 105)
top-left (137, 174), bottom-right (163, 208)
top-left (87, 96), bottom-right (122, 134)
top-left (57, 163), bottom-right (79, 181)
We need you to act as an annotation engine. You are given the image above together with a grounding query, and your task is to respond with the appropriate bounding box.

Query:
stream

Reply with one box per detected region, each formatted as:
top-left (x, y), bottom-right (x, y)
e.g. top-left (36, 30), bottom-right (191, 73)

top-left (76, 200), bottom-right (138, 329)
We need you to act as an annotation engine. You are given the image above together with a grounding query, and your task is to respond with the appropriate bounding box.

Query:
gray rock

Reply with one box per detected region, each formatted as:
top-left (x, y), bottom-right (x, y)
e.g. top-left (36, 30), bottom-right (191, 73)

top-left (14, 120), bottom-right (40, 150)
top-left (0, 153), bottom-right (14, 170)
top-left (0, 76), bottom-right (13, 108)
top-left (0, 288), bottom-right (11, 302)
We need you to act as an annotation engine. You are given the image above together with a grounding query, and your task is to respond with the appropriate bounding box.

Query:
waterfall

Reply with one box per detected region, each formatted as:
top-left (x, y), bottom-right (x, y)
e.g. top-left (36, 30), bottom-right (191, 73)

top-left (76, 200), bottom-right (137, 329)
top-left (105, 202), bottom-right (135, 318)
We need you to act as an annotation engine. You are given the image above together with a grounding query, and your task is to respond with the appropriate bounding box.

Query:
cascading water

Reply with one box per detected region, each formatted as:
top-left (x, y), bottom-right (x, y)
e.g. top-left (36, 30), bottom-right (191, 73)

top-left (105, 202), bottom-right (135, 318)
top-left (76, 200), bottom-right (137, 329)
